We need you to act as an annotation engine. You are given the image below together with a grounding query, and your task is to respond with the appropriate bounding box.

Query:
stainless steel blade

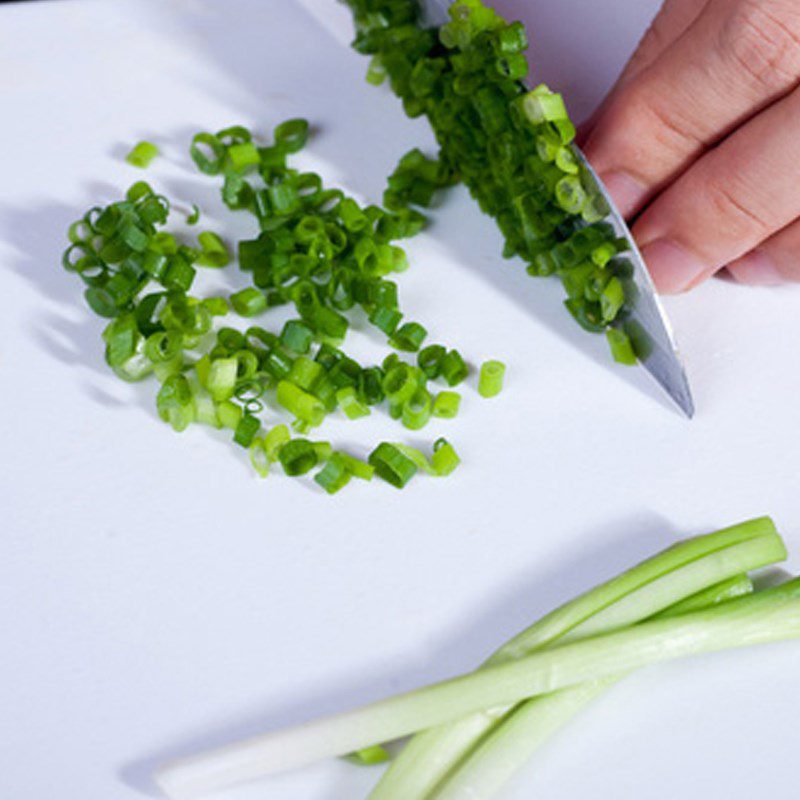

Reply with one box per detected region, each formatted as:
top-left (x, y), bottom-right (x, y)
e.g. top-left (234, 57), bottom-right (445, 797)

top-left (419, 0), bottom-right (694, 417)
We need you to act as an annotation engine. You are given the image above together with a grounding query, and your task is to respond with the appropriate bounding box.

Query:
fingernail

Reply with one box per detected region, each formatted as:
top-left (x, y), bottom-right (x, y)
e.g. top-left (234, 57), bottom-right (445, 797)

top-left (729, 250), bottom-right (784, 286)
top-left (598, 171), bottom-right (645, 218)
top-left (640, 239), bottom-right (708, 294)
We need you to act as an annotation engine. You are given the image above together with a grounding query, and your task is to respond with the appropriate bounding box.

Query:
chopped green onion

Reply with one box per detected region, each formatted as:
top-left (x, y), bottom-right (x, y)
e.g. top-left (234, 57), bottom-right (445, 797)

top-left (431, 437), bottom-right (460, 475)
top-left (278, 438), bottom-right (319, 476)
top-left (207, 357), bottom-right (238, 402)
top-left (190, 132), bottom-right (226, 175)
top-left (432, 390), bottom-right (461, 419)
top-left (249, 437), bottom-right (271, 478)
top-left (390, 321), bottom-right (427, 352)
top-left (417, 344), bottom-right (446, 379)
top-left (441, 349), bottom-right (468, 386)
top-left (368, 442), bottom-right (418, 488)
top-left (369, 306), bottom-right (403, 336)
top-left (276, 380), bottom-right (325, 427)
top-left (336, 386), bottom-right (371, 420)
top-left (264, 424), bottom-right (291, 460)
top-left (216, 400), bottom-right (243, 430)
top-left (287, 356), bottom-right (324, 393)
top-left (196, 231), bottom-right (230, 268)
top-left (338, 452), bottom-right (375, 481)
top-left (193, 389), bottom-right (219, 428)
top-left (230, 287), bottom-right (267, 317)
top-left (478, 360), bottom-right (506, 398)
top-left (274, 118), bottom-right (310, 153)
top-left (281, 319), bottom-right (314, 354)
top-left (186, 204), bottom-right (201, 225)
top-left (156, 374), bottom-right (194, 432)
top-left (314, 453), bottom-right (352, 495)
top-left (233, 412), bottom-right (261, 448)
top-left (227, 142), bottom-right (261, 172)
top-left (313, 441), bottom-right (333, 462)
top-left (201, 296), bottom-right (229, 316)
top-left (393, 443), bottom-right (432, 474)
top-left (346, 744), bottom-right (390, 765)
top-left (383, 363), bottom-right (418, 404)
top-left (401, 387), bottom-right (432, 430)
top-left (125, 141), bottom-right (159, 168)
top-left (606, 328), bottom-right (637, 365)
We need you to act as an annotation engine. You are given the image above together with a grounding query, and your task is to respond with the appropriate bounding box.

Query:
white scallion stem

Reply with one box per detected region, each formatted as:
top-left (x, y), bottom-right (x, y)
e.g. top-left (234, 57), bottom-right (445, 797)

top-left (433, 577), bottom-right (800, 800)
top-left (156, 585), bottom-right (800, 799)
top-left (368, 519), bottom-right (784, 800)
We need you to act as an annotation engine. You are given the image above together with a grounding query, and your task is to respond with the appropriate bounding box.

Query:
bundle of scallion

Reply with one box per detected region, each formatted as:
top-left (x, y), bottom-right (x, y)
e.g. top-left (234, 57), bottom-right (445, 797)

top-left (154, 516), bottom-right (799, 799)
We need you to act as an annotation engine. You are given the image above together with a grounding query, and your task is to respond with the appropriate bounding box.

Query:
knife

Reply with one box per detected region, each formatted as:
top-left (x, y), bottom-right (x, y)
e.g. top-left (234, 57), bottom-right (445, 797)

top-left (420, 0), bottom-right (695, 418)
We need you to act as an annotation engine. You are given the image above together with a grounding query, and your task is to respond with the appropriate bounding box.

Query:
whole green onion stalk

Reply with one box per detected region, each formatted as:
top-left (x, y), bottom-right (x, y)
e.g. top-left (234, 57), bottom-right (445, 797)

top-left (153, 518), bottom-right (795, 799)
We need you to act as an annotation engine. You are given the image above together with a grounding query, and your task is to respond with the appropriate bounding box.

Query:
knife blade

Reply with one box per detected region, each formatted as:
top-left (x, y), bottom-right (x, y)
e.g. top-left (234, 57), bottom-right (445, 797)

top-left (419, 0), bottom-right (694, 417)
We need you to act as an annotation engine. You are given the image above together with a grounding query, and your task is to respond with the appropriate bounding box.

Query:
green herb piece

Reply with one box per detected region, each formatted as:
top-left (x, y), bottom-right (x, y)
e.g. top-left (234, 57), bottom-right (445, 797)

top-left (338, 452), bottom-right (375, 481)
top-left (478, 360), bottom-right (506, 398)
top-left (401, 387), bottom-right (432, 430)
top-left (336, 386), bottom-right (371, 420)
top-left (197, 231), bottom-right (230, 268)
top-left (346, 744), bottom-right (390, 765)
top-left (431, 437), bottom-right (460, 475)
top-left (606, 327), bottom-right (637, 365)
top-left (432, 391), bottom-right (461, 419)
top-left (441, 349), bottom-right (468, 386)
top-left (281, 319), bottom-right (314, 354)
top-left (314, 453), bottom-right (352, 495)
top-left (278, 438), bottom-right (318, 476)
top-left (126, 141), bottom-right (159, 168)
top-left (186, 204), bottom-right (201, 225)
top-left (276, 380), bottom-right (325, 427)
top-left (230, 287), bottom-right (267, 317)
top-left (390, 321), bottom-right (427, 352)
top-left (368, 442), bottom-right (418, 488)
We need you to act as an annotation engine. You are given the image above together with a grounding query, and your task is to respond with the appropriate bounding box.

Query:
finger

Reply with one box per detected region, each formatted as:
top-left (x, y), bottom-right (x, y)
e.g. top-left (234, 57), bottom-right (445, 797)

top-left (583, 0), bottom-right (800, 217)
top-left (579, 0), bottom-right (710, 143)
top-left (727, 219), bottom-right (800, 285)
top-left (632, 85), bottom-right (800, 294)
top-left (579, 0), bottom-right (709, 143)
top-left (619, 0), bottom-right (710, 85)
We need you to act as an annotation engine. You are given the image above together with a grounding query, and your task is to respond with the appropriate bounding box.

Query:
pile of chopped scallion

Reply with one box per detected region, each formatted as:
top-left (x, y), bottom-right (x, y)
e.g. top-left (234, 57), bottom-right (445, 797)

top-left (63, 120), bottom-right (506, 492)
top-left (343, 0), bottom-right (639, 364)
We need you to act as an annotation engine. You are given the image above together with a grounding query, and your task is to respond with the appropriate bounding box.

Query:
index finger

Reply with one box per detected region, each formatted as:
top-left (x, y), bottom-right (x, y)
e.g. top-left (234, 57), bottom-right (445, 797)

top-left (583, 0), bottom-right (800, 217)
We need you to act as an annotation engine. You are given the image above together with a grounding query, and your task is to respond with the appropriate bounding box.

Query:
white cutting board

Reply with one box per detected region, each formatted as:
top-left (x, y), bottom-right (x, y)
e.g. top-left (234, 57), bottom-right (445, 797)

top-left (1, 1), bottom-right (799, 799)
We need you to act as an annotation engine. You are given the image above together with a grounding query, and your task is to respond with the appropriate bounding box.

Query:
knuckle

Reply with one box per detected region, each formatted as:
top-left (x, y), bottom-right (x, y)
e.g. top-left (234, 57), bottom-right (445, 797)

top-left (623, 82), bottom-right (702, 158)
top-left (632, 21), bottom-right (667, 66)
top-left (723, 1), bottom-right (800, 93)
top-left (705, 175), bottom-right (772, 236)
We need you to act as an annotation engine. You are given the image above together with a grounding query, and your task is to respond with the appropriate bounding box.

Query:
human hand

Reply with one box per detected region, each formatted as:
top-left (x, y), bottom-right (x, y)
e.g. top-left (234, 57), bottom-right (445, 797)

top-left (581, 0), bottom-right (800, 293)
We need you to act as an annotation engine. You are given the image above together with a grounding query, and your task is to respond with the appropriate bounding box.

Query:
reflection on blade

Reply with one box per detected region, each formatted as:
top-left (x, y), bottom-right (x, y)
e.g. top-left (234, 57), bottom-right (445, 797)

top-left (418, 0), bottom-right (694, 417)
top-left (576, 152), bottom-right (694, 417)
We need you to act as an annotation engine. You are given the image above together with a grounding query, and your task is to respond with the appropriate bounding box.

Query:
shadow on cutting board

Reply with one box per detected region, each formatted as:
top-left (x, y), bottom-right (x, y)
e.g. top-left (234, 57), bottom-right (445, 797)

top-left (120, 510), bottom-right (674, 796)
top-left (0, 190), bottom-right (167, 413)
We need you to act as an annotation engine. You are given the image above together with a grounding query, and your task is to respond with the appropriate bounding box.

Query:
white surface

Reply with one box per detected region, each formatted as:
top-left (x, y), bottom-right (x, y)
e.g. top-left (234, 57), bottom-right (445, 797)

top-left (2, 1), bottom-right (799, 798)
